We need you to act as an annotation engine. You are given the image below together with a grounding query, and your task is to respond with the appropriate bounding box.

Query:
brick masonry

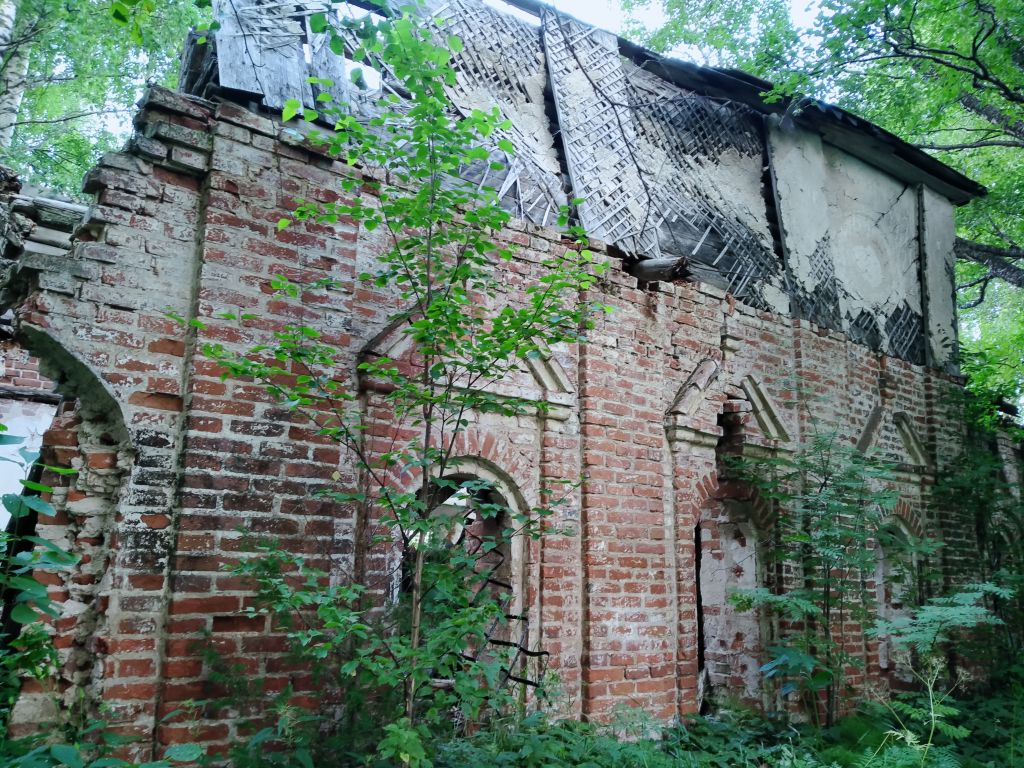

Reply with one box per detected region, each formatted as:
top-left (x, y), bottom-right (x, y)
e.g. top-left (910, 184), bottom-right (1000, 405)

top-left (0, 86), bottom-right (1021, 758)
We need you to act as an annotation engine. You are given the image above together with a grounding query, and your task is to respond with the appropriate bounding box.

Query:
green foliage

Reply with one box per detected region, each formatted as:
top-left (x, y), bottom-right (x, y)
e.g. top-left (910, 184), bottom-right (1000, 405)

top-left (929, 435), bottom-right (1024, 659)
top-left (869, 584), bottom-right (1010, 656)
top-left (0, 436), bottom-right (78, 730)
top-left (951, 664), bottom-right (1024, 767)
top-left (3, 0), bottom-right (208, 194)
top-left (958, 282), bottom-right (1024, 416)
top-left (622, 0), bottom-right (800, 75)
top-left (662, 708), bottom-right (831, 767)
top-left (730, 416), bottom-right (1021, 731)
top-left (729, 428), bottom-right (904, 726)
top-left (420, 695), bottom-right (1024, 768)
top-left (0, 622), bottom-right (56, 728)
top-left (0, 719), bottom-right (194, 768)
top-left (849, 663), bottom-right (970, 768)
top-left (437, 714), bottom-right (676, 767)
top-left (432, 708), bottom-right (836, 768)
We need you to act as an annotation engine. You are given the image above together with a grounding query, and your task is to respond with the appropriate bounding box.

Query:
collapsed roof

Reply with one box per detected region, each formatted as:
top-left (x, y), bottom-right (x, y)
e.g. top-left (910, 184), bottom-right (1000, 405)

top-left (180, 0), bottom-right (982, 315)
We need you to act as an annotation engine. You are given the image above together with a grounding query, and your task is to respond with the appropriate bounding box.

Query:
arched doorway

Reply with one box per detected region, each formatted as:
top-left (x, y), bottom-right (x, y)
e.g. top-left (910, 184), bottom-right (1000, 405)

top-left (401, 458), bottom-right (539, 707)
top-left (696, 499), bottom-right (766, 707)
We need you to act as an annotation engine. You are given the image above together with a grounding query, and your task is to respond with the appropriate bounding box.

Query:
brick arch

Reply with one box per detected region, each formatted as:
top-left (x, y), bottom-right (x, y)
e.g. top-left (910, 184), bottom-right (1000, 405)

top-left (426, 453), bottom-right (532, 593)
top-left (432, 454), bottom-right (531, 516)
top-left (887, 497), bottom-right (925, 540)
top-left (381, 420), bottom-right (542, 588)
top-left (1, 327), bottom-right (135, 739)
top-left (696, 470), bottom-right (776, 531)
top-left (443, 427), bottom-right (536, 504)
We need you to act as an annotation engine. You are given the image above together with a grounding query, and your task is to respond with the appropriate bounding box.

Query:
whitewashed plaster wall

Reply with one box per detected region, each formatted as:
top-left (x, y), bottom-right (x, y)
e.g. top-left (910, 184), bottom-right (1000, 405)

top-left (769, 123), bottom-right (957, 367)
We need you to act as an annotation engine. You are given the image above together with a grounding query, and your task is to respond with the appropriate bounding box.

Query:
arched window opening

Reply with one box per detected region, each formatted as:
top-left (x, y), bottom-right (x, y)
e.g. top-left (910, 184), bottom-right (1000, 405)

top-left (693, 400), bottom-right (773, 712)
top-left (405, 479), bottom-right (517, 621)
top-left (399, 461), bottom-right (539, 701)
top-left (873, 522), bottom-right (917, 682)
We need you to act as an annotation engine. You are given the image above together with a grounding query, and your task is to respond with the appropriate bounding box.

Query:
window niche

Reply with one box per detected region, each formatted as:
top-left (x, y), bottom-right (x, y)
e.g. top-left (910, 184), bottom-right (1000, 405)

top-left (873, 522), bottom-right (918, 683)
top-left (696, 500), bottom-right (767, 707)
top-left (399, 460), bottom-right (536, 692)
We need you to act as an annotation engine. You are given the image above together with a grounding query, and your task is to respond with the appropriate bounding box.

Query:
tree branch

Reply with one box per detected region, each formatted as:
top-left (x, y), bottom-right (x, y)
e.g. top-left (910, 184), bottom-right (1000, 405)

top-left (957, 275), bottom-right (991, 309)
top-left (917, 139), bottom-right (1024, 150)
top-left (6, 109), bottom-right (128, 128)
top-left (953, 237), bottom-right (1024, 289)
top-left (959, 92), bottom-right (1024, 141)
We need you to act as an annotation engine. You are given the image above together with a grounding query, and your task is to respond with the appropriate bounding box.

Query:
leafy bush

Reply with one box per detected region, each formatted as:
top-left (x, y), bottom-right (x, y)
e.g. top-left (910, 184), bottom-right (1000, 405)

top-left (435, 713), bottom-right (675, 768)
top-left (727, 428), bottom-right (904, 725)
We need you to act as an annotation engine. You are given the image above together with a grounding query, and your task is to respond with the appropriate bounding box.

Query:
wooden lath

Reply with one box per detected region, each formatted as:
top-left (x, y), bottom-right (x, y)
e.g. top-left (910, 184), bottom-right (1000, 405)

top-left (206, 0), bottom-right (782, 303)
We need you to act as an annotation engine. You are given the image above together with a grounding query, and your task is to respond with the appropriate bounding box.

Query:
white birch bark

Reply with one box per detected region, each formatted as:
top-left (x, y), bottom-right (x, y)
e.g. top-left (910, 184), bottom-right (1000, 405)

top-left (0, 0), bottom-right (27, 150)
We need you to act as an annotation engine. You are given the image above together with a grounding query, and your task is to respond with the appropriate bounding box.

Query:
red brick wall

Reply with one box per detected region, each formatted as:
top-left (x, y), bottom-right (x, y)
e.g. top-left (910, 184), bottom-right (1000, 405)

top-left (2, 86), bottom-right (1009, 757)
top-left (0, 341), bottom-right (54, 392)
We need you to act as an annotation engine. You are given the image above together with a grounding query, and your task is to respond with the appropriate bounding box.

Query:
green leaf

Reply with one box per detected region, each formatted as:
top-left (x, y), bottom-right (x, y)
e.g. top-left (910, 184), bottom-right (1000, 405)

top-left (7, 576), bottom-right (47, 594)
top-left (309, 12), bottom-right (328, 34)
top-left (51, 745), bottom-right (84, 768)
top-left (164, 744), bottom-right (204, 762)
top-left (447, 35), bottom-right (463, 53)
top-left (110, 2), bottom-right (130, 25)
top-left (0, 433), bottom-right (26, 445)
top-left (3, 493), bottom-right (27, 518)
top-left (282, 99), bottom-right (302, 123)
top-left (41, 465), bottom-right (76, 476)
top-left (20, 479), bottom-right (52, 493)
top-left (21, 495), bottom-right (56, 516)
top-left (10, 603), bottom-right (38, 624)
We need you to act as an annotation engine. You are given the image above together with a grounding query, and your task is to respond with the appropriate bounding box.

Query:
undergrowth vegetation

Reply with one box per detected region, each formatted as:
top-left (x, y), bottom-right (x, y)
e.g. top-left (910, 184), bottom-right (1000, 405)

top-left (419, 666), bottom-right (1024, 768)
top-left (248, 667), bottom-right (1018, 768)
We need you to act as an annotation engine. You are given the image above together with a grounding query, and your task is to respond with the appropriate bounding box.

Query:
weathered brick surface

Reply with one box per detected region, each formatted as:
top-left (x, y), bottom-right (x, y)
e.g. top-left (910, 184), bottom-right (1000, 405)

top-left (2, 86), bottom-right (1020, 755)
top-left (0, 341), bottom-right (54, 392)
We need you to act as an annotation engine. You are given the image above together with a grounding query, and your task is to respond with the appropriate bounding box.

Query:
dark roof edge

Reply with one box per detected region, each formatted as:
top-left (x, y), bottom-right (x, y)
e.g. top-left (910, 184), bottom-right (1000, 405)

top-left (501, 0), bottom-right (986, 205)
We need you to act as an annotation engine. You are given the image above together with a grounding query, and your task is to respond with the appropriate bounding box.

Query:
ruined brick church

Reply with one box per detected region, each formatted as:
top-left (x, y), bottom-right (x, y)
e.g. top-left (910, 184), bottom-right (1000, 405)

top-left (1, 0), bottom-right (1021, 758)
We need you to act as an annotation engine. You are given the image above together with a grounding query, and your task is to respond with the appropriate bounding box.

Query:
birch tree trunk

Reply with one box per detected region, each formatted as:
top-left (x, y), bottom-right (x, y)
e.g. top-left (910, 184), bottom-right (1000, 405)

top-left (0, 0), bottom-right (27, 150)
top-left (0, 1), bottom-right (17, 52)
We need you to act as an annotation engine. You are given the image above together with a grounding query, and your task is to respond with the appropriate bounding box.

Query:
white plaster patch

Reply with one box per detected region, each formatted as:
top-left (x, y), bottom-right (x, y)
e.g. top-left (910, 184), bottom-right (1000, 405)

top-left (822, 144), bottom-right (921, 317)
top-left (920, 187), bottom-right (958, 367)
top-left (689, 149), bottom-right (774, 253)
